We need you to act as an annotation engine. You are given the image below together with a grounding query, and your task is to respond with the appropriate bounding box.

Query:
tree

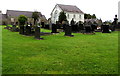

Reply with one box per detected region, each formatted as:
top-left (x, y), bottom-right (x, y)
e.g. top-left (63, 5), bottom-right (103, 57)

top-left (91, 14), bottom-right (96, 19)
top-left (84, 14), bottom-right (92, 19)
top-left (84, 13), bottom-right (97, 19)
top-left (32, 11), bottom-right (40, 25)
top-left (18, 15), bottom-right (27, 25)
top-left (58, 11), bottom-right (67, 23)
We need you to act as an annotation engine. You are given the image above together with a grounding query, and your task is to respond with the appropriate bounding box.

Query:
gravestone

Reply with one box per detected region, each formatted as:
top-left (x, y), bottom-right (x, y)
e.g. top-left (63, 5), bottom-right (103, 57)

top-left (44, 24), bottom-right (50, 29)
top-left (19, 26), bottom-right (24, 35)
top-left (35, 25), bottom-right (43, 40)
top-left (79, 24), bottom-right (84, 33)
top-left (101, 25), bottom-right (111, 33)
top-left (51, 24), bottom-right (59, 33)
top-left (110, 24), bottom-right (115, 32)
top-left (12, 24), bottom-right (16, 32)
top-left (84, 21), bottom-right (95, 34)
top-left (112, 15), bottom-right (119, 30)
top-left (74, 24), bottom-right (79, 32)
top-left (91, 24), bottom-right (97, 32)
top-left (64, 24), bottom-right (74, 37)
top-left (84, 25), bottom-right (92, 33)
top-left (41, 22), bottom-right (45, 28)
top-left (25, 25), bottom-right (31, 35)
top-left (78, 21), bottom-right (84, 33)
top-left (70, 18), bottom-right (76, 32)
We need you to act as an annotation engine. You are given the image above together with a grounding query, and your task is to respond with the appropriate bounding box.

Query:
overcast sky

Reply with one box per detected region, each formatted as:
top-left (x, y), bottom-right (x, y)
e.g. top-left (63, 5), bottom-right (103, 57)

top-left (0, 0), bottom-right (119, 21)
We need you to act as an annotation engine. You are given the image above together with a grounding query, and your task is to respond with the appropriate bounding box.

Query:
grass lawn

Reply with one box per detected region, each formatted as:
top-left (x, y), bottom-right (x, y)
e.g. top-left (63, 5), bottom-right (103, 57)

top-left (2, 26), bottom-right (118, 74)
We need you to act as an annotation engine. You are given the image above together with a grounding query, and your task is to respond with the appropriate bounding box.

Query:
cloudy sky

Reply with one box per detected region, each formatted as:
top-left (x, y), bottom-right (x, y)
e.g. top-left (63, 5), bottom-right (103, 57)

top-left (0, 0), bottom-right (119, 21)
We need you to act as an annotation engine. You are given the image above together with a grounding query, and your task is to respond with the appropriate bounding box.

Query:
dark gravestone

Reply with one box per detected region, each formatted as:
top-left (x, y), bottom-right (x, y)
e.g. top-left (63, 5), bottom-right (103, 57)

top-left (25, 25), bottom-right (31, 35)
top-left (56, 22), bottom-right (61, 29)
top-left (112, 15), bottom-right (119, 31)
top-left (84, 25), bottom-right (92, 33)
top-left (91, 24), bottom-right (97, 32)
top-left (64, 24), bottom-right (74, 37)
top-left (51, 24), bottom-right (58, 33)
top-left (19, 26), bottom-right (24, 35)
top-left (78, 24), bottom-right (84, 33)
top-left (35, 26), bottom-right (43, 40)
top-left (101, 25), bottom-right (111, 33)
top-left (45, 24), bottom-right (49, 29)
top-left (74, 24), bottom-right (79, 32)
top-left (110, 25), bottom-right (115, 32)
top-left (12, 24), bottom-right (16, 32)
top-left (71, 24), bottom-right (78, 32)
top-left (41, 22), bottom-right (45, 28)
top-left (70, 18), bottom-right (76, 32)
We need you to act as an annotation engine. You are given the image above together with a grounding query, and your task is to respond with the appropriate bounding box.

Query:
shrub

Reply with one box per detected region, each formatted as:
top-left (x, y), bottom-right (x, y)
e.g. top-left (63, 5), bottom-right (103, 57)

top-left (18, 15), bottom-right (27, 25)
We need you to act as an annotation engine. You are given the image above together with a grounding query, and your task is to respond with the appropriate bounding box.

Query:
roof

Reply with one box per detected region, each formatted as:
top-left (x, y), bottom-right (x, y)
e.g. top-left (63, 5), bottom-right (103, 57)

top-left (6, 10), bottom-right (42, 18)
top-left (85, 19), bottom-right (101, 24)
top-left (57, 4), bottom-right (84, 13)
top-left (42, 15), bottom-right (47, 20)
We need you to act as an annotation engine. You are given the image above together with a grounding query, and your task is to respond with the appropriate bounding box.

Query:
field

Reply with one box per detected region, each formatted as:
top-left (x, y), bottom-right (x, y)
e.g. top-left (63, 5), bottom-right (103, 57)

top-left (2, 26), bottom-right (118, 74)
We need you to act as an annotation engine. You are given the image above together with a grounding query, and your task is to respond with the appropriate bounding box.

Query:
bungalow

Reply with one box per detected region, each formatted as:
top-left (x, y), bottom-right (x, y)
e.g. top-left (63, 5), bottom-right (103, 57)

top-left (118, 1), bottom-right (120, 22)
top-left (51, 4), bottom-right (84, 24)
top-left (2, 10), bottom-right (47, 25)
top-left (0, 11), bottom-right (2, 25)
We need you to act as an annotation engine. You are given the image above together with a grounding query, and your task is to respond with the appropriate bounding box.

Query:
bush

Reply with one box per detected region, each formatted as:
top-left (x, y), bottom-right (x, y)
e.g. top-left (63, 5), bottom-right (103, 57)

top-left (18, 15), bottom-right (27, 25)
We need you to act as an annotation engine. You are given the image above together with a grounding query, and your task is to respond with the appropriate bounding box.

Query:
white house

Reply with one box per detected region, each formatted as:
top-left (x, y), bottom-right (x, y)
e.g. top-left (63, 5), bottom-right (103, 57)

top-left (118, 1), bottom-right (120, 22)
top-left (0, 11), bottom-right (2, 25)
top-left (51, 4), bottom-right (84, 24)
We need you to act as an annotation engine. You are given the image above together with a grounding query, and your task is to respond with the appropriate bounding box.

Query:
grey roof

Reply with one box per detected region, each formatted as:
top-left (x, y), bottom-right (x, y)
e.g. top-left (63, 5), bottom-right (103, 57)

top-left (42, 15), bottom-right (47, 20)
top-left (57, 4), bottom-right (84, 13)
top-left (6, 10), bottom-right (42, 18)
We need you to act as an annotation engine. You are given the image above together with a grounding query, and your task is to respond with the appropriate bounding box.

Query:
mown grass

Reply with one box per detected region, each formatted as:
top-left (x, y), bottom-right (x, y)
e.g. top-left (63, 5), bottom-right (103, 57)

top-left (2, 26), bottom-right (118, 74)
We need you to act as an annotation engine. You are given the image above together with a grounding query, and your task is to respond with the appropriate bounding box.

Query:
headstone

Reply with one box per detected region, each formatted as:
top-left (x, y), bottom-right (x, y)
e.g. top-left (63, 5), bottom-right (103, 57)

top-left (64, 24), bottom-right (74, 37)
top-left (25, 25), bottom-right (31, 35)
top-left (85, 25), bottom-right (92, 33)
top-left (51, 24), bottom-right (59, 33)
top-left (44, 24), bottom-right (49, 29)
top-left (41, 22), bottom-right (45, 28)
top-left (78, 22), bottom-right (84, 33)
top-left (73, 24), bottom-right (79, 32)
top-left (113, 15), bottom-right (119, 30)
top-left (70, 18), bottom-right (76, 32)
top-left (35, 25), bottom-right (43, 40)
top-left (110, 24), bottom-right (115, 32)
top-left (12, 24), bottom-right (16, 32)
top-left (91, 24), bottom-right (97, 32)
top-left (19, 26), bottom-right (24, 35)
top-left (56, 21), bottom-right (61, 29)
top-left (101, 25), bottom-right (111, 33)
top-left (84, 21), bottom-right (95, 34)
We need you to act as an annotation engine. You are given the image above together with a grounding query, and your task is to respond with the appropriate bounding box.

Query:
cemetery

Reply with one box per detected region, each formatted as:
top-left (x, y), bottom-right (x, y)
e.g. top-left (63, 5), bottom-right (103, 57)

top-left (1, 24), bottom-right (118, 74)
top-left (1, 4), bottom-right (119, 74)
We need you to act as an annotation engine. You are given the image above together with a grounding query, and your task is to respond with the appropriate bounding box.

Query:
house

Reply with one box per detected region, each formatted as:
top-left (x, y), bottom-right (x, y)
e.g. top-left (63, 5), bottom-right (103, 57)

top-left (41, 15), bottom-right (47, 23)
top-left (2, 10), bottom-right (47, 25)
top-left (0, 11), bottom-right (2, 25)
top-left (2, 14), bottom-right (7, 25)
top-left (85, 19), bottom-right (102, 26)
top-left (51, 4), bottom-right (84, 24)
top-left (118, 1), bottom-right (120, 22)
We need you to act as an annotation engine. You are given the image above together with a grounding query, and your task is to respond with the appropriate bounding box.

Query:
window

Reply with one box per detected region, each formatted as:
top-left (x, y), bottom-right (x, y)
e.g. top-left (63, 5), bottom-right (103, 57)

top-left (11, 18), bottom-right (14, 22)
top-left (55, 10), bottom-right (58, 14)
top-left (73, 14), bottom-right (76, 19)
top-left (79, 15), bottom-right (81, 19)
top-left (67, 14), bottom-right (69, 19)
top-left (54, 10), bottom-right (58, 19)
